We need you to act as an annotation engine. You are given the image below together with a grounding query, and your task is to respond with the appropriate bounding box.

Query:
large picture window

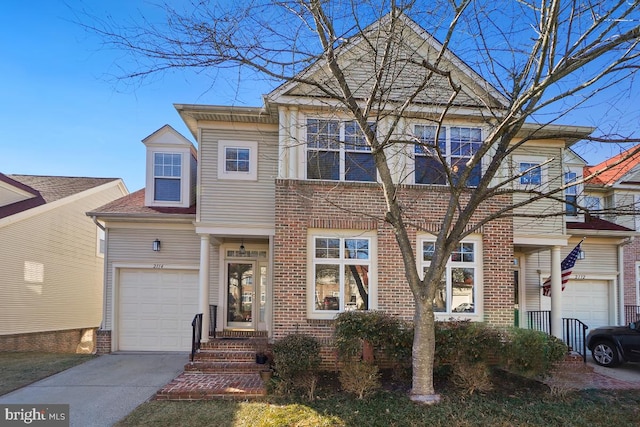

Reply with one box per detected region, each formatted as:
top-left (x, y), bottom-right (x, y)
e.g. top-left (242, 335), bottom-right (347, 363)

top-left (420, 237), bottom-right (480, 314)
top-left (306, 119), bottom-right (376, 182)
top-left (414, 125), bottom-right (482, 186)
top-left (309, 231), bottom-right (376, 318)
top-left (153, 152), bottom-right (182, 202)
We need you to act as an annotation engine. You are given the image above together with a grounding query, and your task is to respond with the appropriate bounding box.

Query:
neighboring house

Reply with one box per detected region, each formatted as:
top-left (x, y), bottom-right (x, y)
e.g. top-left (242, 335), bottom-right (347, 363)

top-left (89, 14), bottom-right (635, 358)
top-left (0, 173), bottom-right (128, 353)
top-left (579, 146), bottom-right (640, 324)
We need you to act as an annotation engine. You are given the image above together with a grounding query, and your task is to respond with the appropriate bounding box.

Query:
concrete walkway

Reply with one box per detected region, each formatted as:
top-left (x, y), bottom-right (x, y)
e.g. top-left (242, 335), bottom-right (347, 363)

top-left (0, 353), bottom-right (187, 427)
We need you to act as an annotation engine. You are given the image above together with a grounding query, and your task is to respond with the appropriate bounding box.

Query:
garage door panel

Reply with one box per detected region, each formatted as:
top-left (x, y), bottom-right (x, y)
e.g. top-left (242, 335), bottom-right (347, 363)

top-left (118, 268), bottom-right (198, 351)
top-left (562, 280), bottom-right (609, 330)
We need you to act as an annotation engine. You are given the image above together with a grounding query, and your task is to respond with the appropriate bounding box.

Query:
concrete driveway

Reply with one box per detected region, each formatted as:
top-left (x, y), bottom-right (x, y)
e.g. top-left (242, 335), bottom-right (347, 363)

top-left (0, 353), bottom-right (187, 427)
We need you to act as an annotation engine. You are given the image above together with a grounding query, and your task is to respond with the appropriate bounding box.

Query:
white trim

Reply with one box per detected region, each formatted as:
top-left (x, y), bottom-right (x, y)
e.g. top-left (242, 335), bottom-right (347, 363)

top-left (306, 229), bottom-right (378, 320)
top-left (417, 233), bottom-right (483, 320)
top-left (110, 263), bottom-right (199, 352)
top-left (195, 225), bottom-right (275, 236)
top-left (512, 155), bottom-right (549, 191)
top-left (217, 140), bottom-right (259, 181)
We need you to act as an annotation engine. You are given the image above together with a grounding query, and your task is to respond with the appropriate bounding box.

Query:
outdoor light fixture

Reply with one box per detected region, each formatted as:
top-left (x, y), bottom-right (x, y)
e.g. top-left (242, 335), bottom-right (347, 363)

top-left (578, 249), bottom-right (585, 260)
top-left (152, 239), bottom-right (161, 252)
top-left (239, 240), bottom-right (246, 255)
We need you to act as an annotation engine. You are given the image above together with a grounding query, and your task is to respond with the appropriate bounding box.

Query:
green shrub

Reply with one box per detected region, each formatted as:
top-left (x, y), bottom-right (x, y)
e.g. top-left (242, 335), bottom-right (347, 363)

top-left (501, 327), bottom-right (567, 378)
top-left (333, 310), bottom-right (413, 366)
top-left (338, 361), bottom-right (381, 399)
top-left (434, 320), bottom-right (502, 366)
top-left (272, 334), bottom-right (322, 398)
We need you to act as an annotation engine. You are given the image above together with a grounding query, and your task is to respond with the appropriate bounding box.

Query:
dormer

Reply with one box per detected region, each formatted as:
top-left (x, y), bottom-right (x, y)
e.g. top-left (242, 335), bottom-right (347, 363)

top-left (143, 125), bottom-right (197, 208)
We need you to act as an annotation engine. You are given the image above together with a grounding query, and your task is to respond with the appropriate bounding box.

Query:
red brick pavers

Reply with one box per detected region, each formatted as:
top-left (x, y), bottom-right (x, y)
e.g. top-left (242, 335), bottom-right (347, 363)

top-left (544, 364), bottom-right (640, 391)
top-left (155, 372), bottom-right (267, 400)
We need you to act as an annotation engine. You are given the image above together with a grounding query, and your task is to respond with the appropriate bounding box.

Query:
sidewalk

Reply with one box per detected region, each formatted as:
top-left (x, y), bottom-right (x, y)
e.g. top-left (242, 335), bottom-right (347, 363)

top-left (544, 357), bottom-right (640, 390)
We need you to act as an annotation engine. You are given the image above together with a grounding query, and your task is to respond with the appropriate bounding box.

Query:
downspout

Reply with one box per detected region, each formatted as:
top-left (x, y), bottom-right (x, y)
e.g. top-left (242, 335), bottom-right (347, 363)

top-left (92, 216), bottom-right (108, 345)
top-left (618, 237), bottom-right (634, 325)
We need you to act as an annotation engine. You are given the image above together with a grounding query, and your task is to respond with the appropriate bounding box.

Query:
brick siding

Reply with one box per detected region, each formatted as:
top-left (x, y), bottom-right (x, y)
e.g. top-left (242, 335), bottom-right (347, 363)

top-left (273, 179), bottom-right (514, 364)
top-left (0, 328), bottom-right (97, 353)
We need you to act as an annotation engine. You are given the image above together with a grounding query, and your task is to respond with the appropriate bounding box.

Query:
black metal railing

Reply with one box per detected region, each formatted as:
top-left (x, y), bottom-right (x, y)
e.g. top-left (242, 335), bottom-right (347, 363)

top-left (624, 305), bottom-right (640, 324)
top-left (527, 310), bottom-right (551, 334)
top-left (191, 313), bottom-right (203, 362)
top-left (209, 304), bottom-right (217, 339)
top-left (526, 311), bottom-right (588, 363)
top-left (563, 318), bottom-right (588, 363)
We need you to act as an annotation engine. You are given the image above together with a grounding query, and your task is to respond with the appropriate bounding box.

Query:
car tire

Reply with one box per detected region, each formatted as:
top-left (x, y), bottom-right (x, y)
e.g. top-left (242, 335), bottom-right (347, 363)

top-left (591, 341), bottom-right (621, 367)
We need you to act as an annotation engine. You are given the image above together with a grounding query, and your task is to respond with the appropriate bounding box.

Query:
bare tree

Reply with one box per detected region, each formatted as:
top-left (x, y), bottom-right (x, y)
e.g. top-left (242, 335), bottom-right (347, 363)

top-left (82, 0), bottom-right (640, 402)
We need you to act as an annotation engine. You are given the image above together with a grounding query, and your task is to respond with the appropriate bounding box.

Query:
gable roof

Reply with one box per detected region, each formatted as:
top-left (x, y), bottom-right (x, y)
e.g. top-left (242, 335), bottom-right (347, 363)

top-left (584, 145), bottom-right (640, 186)
top-left (266, 12), bottom-right (509, 113)
top-left (0, 174), bottom-right (120, 220)
top-left (88, 189), bottom-right (196, 220)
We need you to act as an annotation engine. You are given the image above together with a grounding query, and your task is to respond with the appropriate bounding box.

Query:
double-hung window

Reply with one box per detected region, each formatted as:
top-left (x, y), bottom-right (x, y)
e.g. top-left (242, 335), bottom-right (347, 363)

top-left (420, 237), bottom-right (480, 314)
top-left (414, 125), bottom-right (482, 186)
top-left (310, 234), bottom-right (373, 317)
top-left (306, 119), bottom-right (376, 182)
top-left (564, 171), bottom-right (578, 216)
top-left (154, 153), bottom-right (182, 202)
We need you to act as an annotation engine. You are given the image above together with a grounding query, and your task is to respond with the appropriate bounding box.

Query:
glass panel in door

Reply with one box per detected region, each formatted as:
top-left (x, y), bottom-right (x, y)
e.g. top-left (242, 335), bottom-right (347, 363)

top-left (227, 262), bottom-right (254, 328)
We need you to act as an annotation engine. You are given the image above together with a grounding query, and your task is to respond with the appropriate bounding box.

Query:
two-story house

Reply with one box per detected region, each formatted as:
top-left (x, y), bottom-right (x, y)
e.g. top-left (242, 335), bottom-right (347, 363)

top-left (89, 14), bottom-right (635, 357)
top-left (0, 173), bottom-right (128, 353)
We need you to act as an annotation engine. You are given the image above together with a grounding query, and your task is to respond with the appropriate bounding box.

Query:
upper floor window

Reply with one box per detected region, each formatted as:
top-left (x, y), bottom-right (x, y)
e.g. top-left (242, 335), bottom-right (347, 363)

top-left (512, 155), bottom-right (548, 190)
top-left (218, 140), bottom-right (258, 180)
top-left (154, 153), bottom-right (182, 202)
top-left (306, 119), bottom-right (376, 182)
top-left (585, 196), bottom-right (601, 212)
top-left (414, 126), bottom-right (482, 186)
top-left (420, 236), bottom-right (480, 314)
top-left (565, 171), bottom-right (578, 216)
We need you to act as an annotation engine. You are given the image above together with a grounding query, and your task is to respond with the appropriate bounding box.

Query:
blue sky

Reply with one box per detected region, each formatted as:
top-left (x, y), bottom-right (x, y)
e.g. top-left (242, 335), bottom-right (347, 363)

top-left (0, 1), bottom-right (268, 192)
top-left (1, 1), bottom-right (637, 193)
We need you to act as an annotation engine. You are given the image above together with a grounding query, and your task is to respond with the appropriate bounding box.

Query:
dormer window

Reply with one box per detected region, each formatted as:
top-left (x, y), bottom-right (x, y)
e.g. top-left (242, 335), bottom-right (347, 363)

top-left (143, 125), bottom-right (196, 209)
top-left (154, 153), bottom-right (182, 202)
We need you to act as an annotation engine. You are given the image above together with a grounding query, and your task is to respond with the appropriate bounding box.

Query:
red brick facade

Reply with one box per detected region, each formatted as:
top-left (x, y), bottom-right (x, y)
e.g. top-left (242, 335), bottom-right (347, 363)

top-left (273, 179), bottom-right (514, 358)
top-left (0, 328), bottom-right (97, 353)
top-left (623, 238), bottom-right (640, 321)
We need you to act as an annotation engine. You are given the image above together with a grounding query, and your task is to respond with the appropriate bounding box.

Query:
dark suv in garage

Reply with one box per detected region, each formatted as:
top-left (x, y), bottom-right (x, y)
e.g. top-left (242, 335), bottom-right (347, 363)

top-left (586, 322), bottom-right (640, 367)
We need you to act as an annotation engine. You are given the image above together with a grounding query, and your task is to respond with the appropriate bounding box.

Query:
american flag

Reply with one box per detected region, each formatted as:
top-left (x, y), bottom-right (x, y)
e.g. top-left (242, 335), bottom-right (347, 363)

top-left (542, 241), bottom-right (583, 297)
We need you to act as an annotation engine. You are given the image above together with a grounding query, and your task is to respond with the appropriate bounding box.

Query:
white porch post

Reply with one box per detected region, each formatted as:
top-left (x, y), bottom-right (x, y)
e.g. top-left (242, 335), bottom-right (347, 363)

top-left (199, 234), bottom-right (211, 343)
top-left (550, 245), bottom-right (563, 339)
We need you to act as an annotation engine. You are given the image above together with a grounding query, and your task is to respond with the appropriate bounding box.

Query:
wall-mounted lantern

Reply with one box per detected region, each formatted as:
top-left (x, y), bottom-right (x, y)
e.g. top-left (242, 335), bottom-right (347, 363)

top-left (153, 239), bottom-right (161, 252)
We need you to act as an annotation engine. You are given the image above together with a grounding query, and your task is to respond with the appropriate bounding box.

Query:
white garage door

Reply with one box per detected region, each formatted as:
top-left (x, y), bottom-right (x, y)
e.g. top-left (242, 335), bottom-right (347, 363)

top-left (118, 269), bottom-right (199, 351)
top-left (562, 280), bottom-right (610, 331)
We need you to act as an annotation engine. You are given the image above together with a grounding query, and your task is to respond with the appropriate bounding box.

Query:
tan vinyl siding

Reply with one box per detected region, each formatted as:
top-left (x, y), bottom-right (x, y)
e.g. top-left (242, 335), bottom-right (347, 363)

top-left (523, 242), bottom-right (618, 311)
top-left (612, 191), bottom-right (636, 230)
top-left (103, 226), bottom-right (201, 329)
top-left (198, 128), bottom-right (278, 228)
top-left (0, 184), bottom-right (124, 335)
top-left (512, 145), bottom-right (565, 237)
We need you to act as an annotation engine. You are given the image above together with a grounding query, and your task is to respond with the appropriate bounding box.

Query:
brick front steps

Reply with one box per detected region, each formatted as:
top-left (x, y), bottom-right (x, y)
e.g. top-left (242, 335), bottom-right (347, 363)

top-left (155, 336), bottom-right (270, 401)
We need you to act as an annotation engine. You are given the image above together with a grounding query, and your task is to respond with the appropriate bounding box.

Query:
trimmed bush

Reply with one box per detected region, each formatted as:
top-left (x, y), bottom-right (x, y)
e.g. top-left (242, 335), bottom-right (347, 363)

top-left (501, 327), bottom-right (567, 378)
top-left (272, 334), bottom-right (322, 398)
top-left (339, 361), bottom-right (381, 399)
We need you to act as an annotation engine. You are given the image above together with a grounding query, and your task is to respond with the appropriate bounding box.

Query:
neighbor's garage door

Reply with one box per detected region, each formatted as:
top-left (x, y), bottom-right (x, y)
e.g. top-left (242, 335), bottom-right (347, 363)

top-left (118, 269), bottom-right (199, 351)
top-left (562, 280), bottom-right (610, 331)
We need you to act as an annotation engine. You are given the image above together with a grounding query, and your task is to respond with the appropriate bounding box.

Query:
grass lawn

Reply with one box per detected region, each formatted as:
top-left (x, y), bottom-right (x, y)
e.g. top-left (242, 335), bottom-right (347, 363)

top-left (0, 352), bottom-right (95, 396)
top-left (115, 370), bottom-right (640, 427)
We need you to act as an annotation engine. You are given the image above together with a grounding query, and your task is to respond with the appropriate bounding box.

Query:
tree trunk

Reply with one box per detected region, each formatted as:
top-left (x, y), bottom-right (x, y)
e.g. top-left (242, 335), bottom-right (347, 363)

top-left (410, 297), bottom-right (440, 404)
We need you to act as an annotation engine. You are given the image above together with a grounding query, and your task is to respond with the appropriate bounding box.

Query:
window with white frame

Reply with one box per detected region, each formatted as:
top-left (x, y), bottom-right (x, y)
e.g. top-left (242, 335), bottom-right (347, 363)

top-left (419, 236), bottom-right (480, 314)
top-left (309, 231), bottom-right (376, 318)
top-left (306, 118), bottom-right (376, 182)
top-left (218, 140), bottom-right (258, 180)
top-left (512, 155), bottom-right (548, 189)
top-left (564, 171), bottom-right (578, 216)
top-left (584, 195), bottom-right (601, 213)
top-left (153, 152), bottom-right (182, 202)
top-left (414, 125), bottom-right (482, 186)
